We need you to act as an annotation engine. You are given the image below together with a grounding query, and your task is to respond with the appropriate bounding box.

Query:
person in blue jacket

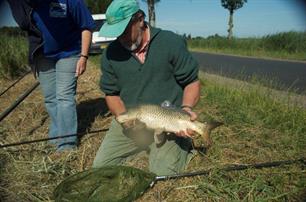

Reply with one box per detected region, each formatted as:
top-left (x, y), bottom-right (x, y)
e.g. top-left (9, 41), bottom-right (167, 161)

top-left (7, 0), bottom-right (95, 151)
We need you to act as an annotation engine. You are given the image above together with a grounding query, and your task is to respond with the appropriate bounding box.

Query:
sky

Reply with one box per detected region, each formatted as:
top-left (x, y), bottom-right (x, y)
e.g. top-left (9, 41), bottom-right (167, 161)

top-left (1, 0), bottom-right (306, 38)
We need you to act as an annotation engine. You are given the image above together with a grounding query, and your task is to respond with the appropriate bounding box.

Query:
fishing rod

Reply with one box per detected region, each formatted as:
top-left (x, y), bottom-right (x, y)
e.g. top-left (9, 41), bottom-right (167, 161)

top-left (154, 158), bottom-right (306, 183)
top-left (0, 81), bottom-right (40, 122)
top-left (0, 128), bottom-right (109, 148)
top-left (0, 69), bottom-right (31, 97)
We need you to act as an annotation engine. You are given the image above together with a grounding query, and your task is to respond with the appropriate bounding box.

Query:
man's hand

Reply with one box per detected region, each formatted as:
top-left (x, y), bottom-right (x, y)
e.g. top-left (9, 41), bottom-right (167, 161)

top-left (105, 96), bottom-right (126, 117)
top-left (75, 56), bottom-right (87, 77)
top-left (182, 107), bottom-right (198, 121)
top-left (76, 29), bottom-right (92, 77)
top-left (175, 107), bottom-right (198, 138)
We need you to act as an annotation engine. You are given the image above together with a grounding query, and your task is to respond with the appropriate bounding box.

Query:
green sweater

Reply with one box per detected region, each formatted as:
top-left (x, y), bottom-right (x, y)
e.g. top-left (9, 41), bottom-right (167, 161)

top-left (100, 26), bottom-right (199, 108)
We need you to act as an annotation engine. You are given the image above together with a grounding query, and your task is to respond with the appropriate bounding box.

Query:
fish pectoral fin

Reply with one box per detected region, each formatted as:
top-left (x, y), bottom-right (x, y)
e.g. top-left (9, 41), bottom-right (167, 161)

top-left (121, 119), bottom-right (137, 129)
top-left (121, 119), bottom-right (145, 130)
top-left (133, 120), bottom-right (147, 130)
top-left (153, 129), bottom-right (166, 145)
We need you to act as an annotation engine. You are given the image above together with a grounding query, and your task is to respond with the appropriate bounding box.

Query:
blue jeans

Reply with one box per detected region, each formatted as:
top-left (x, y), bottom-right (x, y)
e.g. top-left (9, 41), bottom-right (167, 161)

top-left (36, 54), bottom-right (79, 148)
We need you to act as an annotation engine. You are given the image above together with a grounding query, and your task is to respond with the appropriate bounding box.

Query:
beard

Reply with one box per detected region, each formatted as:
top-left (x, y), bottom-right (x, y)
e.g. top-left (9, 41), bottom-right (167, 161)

top-left (121, 26), bottom-right (144, 51)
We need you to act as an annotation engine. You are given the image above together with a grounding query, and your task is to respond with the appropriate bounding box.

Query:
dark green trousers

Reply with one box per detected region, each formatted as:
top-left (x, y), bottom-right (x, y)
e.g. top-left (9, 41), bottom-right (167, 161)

top-left (92, 119), bottom-right (195, 175)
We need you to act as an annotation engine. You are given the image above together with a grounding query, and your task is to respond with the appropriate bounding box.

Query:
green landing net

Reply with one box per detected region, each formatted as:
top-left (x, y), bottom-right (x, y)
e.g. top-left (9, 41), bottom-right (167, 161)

top-left (54, 166), bottom-right (156, 202)
top-left (54, 159), bottom-right (304, 202)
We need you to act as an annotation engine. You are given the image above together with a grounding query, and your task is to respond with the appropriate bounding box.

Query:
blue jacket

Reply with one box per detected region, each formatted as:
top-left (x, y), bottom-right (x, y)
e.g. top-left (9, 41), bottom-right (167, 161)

top-left (7, 0), bottom-right (94, 73)
top-left (32, 0), bottom-right (95, 60)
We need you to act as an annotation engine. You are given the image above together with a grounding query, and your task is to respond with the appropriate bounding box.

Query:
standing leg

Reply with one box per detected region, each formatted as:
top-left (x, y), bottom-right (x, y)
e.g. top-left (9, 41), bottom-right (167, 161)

top-left (55, 55), bottom-right (79, 150)
top-left (36, 54), bottom-right (57, 144)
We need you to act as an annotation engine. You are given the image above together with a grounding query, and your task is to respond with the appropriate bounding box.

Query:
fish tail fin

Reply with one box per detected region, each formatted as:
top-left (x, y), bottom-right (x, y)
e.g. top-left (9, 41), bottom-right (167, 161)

top-left (207, 121), bottom-right (223, 131)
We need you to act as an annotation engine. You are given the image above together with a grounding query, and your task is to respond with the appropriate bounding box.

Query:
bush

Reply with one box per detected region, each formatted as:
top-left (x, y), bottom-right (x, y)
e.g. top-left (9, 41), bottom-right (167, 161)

top-left (0, 28), bottom-right (28, 79)
top-left (187, 31), bottom-right (306, 60)
top-left (0, 26), bottom-right (27, 37)
top-left (262, 31), bottom-right (306, 53)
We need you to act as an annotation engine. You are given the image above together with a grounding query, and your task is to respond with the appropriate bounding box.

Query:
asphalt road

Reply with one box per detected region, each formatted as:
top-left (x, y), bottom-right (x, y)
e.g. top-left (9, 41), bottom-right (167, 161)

top-left (192, 52), bottom-right (306, 94)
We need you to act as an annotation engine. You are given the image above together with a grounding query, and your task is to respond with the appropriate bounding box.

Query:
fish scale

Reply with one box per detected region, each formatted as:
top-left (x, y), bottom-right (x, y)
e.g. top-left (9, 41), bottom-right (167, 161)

top-left (136, 105), bottom-right (204, 134)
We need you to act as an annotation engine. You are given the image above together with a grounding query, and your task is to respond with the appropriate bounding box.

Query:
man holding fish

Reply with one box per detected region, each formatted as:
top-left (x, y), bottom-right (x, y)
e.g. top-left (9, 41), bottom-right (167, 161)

top-left (93, 0), bottom-right (203, 175)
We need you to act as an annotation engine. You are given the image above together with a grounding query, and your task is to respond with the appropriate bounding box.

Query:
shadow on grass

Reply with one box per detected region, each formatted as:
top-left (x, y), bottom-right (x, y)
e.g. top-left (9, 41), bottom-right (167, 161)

top-left (77, 98), bottom-right (109, 136)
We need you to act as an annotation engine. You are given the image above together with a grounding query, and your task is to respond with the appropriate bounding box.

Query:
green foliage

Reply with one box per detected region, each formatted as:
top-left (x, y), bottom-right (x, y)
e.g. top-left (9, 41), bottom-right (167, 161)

top-left (221, 0), bottom-right (247, 11)
top-left (194, 76), bottom-right (306, 201)
top-left (0, 26), bottom-right (27, 37)
top-left (85, 0), bottom-right (112, 14)
top-left (196, 169), bottom-right (305, 201)
top-left (262, 31), bottom-right (306, 53)
top-left (206, 85), bottom-right (306, 133)
top-left (188, 32), bottom-right (306, 60)
top-left (221, 0), bottom-right (247, 39)
top-left (200, 79), bottom-right (306, 154)
top-left (0, 28), bottom-right (28, 79)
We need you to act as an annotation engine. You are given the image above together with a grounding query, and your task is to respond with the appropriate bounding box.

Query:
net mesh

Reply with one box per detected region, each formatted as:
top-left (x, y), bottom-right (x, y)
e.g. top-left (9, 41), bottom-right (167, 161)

top-left (54, 166), bottom-right (156, 202)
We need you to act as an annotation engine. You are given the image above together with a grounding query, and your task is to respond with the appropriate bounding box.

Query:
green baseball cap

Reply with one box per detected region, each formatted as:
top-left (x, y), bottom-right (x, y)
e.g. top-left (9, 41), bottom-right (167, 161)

top-left (99, 0), bottom-right (140, 37)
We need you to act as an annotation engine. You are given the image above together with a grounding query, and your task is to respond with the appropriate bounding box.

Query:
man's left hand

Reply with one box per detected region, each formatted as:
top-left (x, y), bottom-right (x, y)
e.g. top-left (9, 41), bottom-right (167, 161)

top-left (175, 107), bottom-right (198, 138)
top-left (182, 107), bottom-right (198, 121)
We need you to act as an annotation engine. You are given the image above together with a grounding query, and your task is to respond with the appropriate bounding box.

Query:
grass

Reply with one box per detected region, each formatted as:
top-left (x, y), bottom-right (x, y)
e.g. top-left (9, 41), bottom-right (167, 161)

top-left (188, 31), bottom-right (306, 61)
top-left (186, 78), bottom-right (306, 201)
top-left (0, 28), bottom-right (28, 79)
top-left (89, 54), bottom-right (101, 67)
top-left (0, 56), bottom-right (305, 201)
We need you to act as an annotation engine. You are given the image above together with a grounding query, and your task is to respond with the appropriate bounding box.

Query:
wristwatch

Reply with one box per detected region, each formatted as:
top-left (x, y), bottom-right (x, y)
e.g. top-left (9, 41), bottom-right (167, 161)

top-left (80, 54), bottom-right (89, 59)
top-left (181, 105), bottom-right (193, 110)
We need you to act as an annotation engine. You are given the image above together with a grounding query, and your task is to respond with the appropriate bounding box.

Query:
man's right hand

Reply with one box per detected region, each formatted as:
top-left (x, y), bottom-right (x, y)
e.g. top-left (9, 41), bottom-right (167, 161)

top-left (105, 95), bottom-right (126, 117)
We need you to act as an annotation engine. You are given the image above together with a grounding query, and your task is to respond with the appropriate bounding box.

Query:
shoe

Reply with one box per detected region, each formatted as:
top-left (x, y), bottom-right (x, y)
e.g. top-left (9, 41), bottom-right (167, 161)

top-left (56, 143), bottom-right (77, 152)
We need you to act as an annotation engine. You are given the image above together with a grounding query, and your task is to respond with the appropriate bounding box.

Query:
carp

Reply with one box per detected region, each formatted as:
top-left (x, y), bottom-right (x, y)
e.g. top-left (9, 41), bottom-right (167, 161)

top-left (116, 104), bottom-right (222, 148)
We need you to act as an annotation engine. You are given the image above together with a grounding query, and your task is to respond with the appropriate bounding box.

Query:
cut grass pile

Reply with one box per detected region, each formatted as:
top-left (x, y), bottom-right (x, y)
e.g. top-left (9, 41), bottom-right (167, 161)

top-left (0, 57), bottom-right (305, 201)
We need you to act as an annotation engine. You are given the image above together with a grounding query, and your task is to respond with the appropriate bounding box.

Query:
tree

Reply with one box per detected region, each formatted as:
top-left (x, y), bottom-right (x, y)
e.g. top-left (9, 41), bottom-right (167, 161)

top-left (142, 0), bottom-right (160, 27)
top-left (221, 0), bottom-right (247, 39)
top-left (85, 0), bottom-right (112, 14)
